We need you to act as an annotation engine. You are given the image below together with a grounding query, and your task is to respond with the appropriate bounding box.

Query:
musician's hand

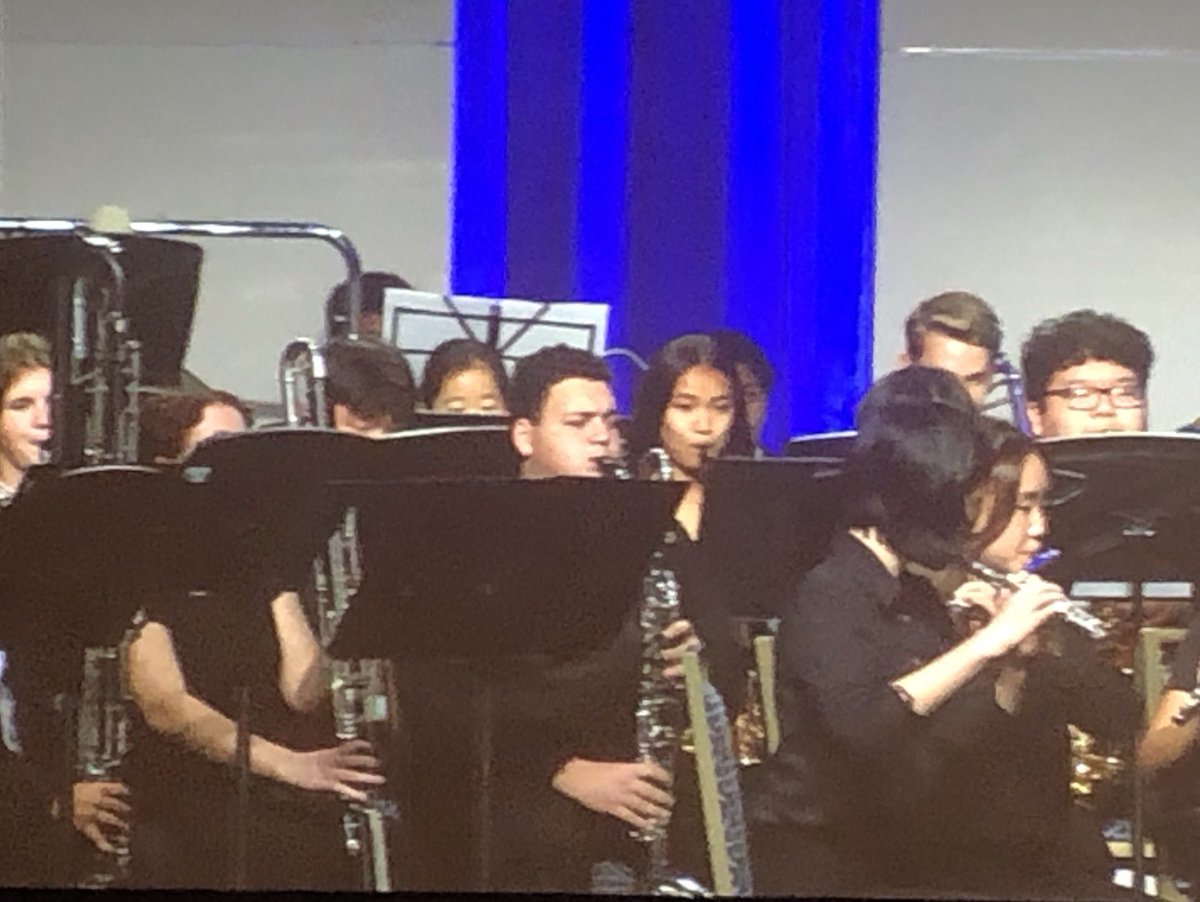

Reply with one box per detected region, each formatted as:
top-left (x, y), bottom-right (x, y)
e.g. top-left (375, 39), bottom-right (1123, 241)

top-left (552, 758), bottom-right (674, 832)
top-left (284, 739), bottom-right (384, 802)
top-left (972, 578), bottom-right (1062, 660)
top-left (949, 580), bottom-right (1004, 635)
top-left (71, 780), bottom-right (131, 853)
top-left (1003, 574), bottom-right (1070, 658)
top-left (661, 619), bottom-right (703, 681)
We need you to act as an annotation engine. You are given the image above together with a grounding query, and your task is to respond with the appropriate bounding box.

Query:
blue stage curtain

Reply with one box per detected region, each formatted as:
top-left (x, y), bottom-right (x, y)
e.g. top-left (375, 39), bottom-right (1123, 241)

top-left (453, 0), bottom-right (879, 443)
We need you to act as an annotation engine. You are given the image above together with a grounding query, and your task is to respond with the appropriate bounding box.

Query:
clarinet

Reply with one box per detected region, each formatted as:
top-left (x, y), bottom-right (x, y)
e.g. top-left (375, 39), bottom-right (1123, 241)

top-left (74, 618), bottom-right (142, 889)
top-left (613, 448), bottom-right (710, 897)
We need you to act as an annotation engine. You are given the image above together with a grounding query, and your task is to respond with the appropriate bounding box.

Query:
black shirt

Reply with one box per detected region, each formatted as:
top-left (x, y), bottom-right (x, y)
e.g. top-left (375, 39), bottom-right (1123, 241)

top-left (751, 532), bottom-right (1139, 895)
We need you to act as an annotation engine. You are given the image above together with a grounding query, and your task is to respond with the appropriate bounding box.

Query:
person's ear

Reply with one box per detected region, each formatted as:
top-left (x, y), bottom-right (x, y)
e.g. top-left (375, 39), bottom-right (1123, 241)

top-left (898, 351), bottom-right (914, 369)
top-left (511, 418), bottom-right (535, 458)
top-left (1026, 402), bottom-right (1045, 437)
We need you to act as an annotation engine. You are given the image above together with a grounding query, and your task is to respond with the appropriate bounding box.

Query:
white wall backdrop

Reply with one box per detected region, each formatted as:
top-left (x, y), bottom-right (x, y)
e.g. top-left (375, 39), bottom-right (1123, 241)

top-left (875, 0), bottom-right (1200, 428)
top-left (0, 0), bottom-right (453, 402)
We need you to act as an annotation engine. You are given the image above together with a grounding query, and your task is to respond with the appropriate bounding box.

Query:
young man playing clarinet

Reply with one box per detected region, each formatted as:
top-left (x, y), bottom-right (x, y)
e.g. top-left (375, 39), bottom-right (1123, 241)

top-left (488, 345), bottom-right (703, 893)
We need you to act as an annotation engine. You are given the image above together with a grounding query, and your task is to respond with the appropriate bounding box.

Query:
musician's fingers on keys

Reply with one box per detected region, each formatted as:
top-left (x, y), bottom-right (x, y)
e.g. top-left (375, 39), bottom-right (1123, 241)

top-left (660, 619), bottom-right (702, 679)
top-left (292, 743), bottom-right (386, 801)
top-left (950, 580), bottom-right (1004, 617)
top-left (982, 580), bottom-right (1062, 649)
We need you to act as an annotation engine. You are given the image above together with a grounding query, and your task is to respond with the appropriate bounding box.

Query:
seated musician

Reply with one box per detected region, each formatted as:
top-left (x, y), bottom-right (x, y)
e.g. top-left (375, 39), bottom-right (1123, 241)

top-left (711, 329), bottom-right (773, 455)
top-left (0, 332), bottom-right (143, 884)
top-left (749, 366), bottom-right (1069, 897)
top-left (480, 344), bottom-right (703, 892)
top-left (625, 333), bottom-right (750, 706)
top-left (138, 389), bottom-right (253, 463)
top-left (125, 388), bottom-right (382, 890)
top-left (1021, 308), bottom-right (1152, 438)
top-left (420, 338), bottom-right (509, 414)
top-left (900, 291), bottom-right (1003, 407)
top-left (913, 417), bottom-right (1139, 897)
top-left (1020, 309), bottom-right (1184, 637)
top-left (1136, 618), bottom-right (1200, 889)
top-left (323, 336), bottom-right (417, 435)
top-left (324, 271), bottom-right (412, 341)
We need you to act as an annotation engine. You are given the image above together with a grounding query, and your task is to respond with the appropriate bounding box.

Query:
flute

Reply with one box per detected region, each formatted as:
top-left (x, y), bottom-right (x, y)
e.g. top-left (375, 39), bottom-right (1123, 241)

top-left (952, 553), bottom-right (1109, 640)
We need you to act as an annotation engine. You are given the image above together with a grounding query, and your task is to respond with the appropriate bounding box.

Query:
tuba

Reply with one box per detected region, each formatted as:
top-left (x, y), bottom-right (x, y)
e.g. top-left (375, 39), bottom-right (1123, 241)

top-left (278, 338), bottom-right (397, 892)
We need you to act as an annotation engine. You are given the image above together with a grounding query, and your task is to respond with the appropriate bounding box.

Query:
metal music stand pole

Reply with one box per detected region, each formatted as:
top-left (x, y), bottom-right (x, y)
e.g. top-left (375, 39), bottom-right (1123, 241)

top-left (232, 687), bottom-right (251, 891)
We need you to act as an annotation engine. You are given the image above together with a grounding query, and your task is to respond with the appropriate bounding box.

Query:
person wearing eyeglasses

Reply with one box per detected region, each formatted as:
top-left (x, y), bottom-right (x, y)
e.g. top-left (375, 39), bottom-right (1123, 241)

top-left (1020, 309), bottom-right (1153, 438)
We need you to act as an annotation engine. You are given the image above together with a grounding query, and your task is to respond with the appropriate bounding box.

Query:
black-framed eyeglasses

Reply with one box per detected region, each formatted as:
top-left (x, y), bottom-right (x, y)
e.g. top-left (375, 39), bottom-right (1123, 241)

top-left (1042, 383), bottom-right (1145, 411)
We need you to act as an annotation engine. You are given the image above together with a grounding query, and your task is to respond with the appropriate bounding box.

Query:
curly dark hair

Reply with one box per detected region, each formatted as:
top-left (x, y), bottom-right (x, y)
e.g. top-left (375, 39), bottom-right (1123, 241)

top-left (627, 333), bottom-right (754, 462)
top-left (508, 345), bottom-right (611, 422)
top-left (139, 389), bottom-right (252, 463)
top-left (1020, 309), bottom-right (1153, 403)
top-left (420, 338), bottom-right (509, 410)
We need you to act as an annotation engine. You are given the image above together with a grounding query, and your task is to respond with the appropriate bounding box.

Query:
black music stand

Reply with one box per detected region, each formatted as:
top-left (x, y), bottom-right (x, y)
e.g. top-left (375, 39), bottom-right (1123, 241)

top-left (1039, 433), bottom-right (1200, 586)
top-left (701, 456), bottom-right (848, 619)
top-left (783, 429), bottom-right (856, 460)
top-left (330, 476), bottom-right (686, 890)
top-left (371, 423), bottom-right (520, 479)
top-left (409, 410), bottom-right (512, 431)
top-left (1038, 432), bottom-right (1200, 900)
top-left (0, 465), bottom-right (183, 648)
top-left (0, 233), bottom-right (201, 388)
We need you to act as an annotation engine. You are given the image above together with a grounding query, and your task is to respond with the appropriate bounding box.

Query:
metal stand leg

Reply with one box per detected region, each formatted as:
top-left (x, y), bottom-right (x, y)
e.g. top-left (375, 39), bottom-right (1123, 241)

top-left (474, 680), bottom-right (494, 892)
top-left (231, 687), bottom-right (250, 891)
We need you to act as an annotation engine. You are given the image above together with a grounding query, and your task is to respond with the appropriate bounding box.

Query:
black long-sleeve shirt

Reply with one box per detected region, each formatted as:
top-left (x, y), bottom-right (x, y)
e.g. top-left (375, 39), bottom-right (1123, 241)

top-left (750, 532), bottom-right (1140, 895)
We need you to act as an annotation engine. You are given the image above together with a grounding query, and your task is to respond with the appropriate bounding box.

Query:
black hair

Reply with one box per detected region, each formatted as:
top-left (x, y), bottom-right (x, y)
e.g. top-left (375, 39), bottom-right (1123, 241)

top-left (844, 366), bottom-right (989, 569)
top-left (420, 338), bottom-right (509, 409)
top-left (1020, 309), bottom-right (1154, 404)
top-left (627, 333), bottom-right (754, 462)
top-left (325, 271), bottom-right (413, 339)
top-left (966, 417), bottom-right (1041, 556)
top-left (905, 291), bottom-right (1002, 360)
top-left (508, 345), bottom-right (611, 422)
top-left (324, 337), bottom-right (417, 430)
top-left (711, 329), bottom-right (774, 393)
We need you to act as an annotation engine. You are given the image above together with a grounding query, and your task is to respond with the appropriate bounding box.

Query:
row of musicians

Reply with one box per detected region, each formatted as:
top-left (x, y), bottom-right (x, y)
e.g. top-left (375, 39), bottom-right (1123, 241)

top-left (0, 300), bottom-right (1192, 893)
top-left (0, 331), bottom-right (740, 891)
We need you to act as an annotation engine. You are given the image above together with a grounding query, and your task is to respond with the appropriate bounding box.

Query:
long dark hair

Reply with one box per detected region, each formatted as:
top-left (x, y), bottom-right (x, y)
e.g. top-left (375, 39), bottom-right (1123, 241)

top-left (843, 366), bottom-right (989, 570)
top-left (627, 333), bottom-right (754, 463)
